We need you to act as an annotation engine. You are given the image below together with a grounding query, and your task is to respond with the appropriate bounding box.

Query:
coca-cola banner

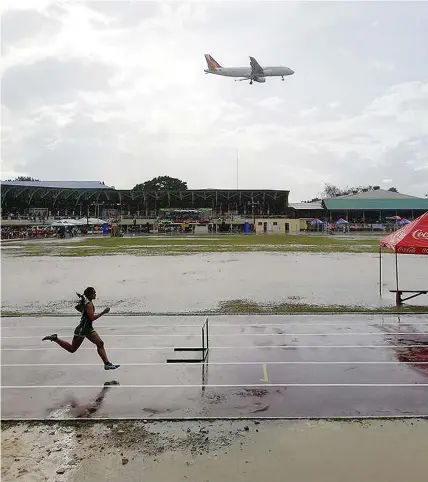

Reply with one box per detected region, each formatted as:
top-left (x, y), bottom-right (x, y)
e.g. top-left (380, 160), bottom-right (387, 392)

top-left (380, 211), bottom-right (428, 255)
top-left (412, 229), bottom-right (428, 240)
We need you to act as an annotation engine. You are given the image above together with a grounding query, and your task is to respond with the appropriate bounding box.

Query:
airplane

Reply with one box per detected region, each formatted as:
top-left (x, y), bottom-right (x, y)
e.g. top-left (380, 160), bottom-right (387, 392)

top-left (204, 54), bottom-right (294, 84)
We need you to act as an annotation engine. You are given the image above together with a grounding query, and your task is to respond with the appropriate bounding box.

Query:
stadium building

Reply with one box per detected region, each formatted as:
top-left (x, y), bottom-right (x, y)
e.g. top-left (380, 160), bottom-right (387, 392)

top-left (0, 180), bottom-right (291, 223)
top-left (322, 189), bottom-right (428, 223)
top-left (1, 181), bottom-right (427, 235)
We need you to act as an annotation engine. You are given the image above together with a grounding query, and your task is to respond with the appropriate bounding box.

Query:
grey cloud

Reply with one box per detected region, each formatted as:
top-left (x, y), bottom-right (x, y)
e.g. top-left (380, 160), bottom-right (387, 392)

top-left (2, 1), bottom-right (428, 199)
top-left (315, 137), bottom-right (428, 197)
top-left (8, 112), bottom-right (135, 180)
top-left (1, 57), bottom-right (114, 111)
top-left (86, 0), bottom-right (160, 28)
top-left (1, 9), bottom-right (62, 54)
top-left (377, 137), bottom-right (428, 189)
top-left (45, 2), bottom-right (68, 18)
top-left (306, 136), bottom-right (428, 195)
top-left (400, 99), bottom-right (428, 112)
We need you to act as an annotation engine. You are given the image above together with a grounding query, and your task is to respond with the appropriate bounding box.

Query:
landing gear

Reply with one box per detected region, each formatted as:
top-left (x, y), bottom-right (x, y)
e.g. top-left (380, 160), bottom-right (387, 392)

top-left (250, 80), bottom-right (253, 85)
top-left (282, 76), bottom-right (284, 81)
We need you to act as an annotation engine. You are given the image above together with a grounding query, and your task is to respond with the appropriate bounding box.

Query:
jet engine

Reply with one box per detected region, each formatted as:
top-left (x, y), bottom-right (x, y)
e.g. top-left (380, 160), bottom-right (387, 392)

top-left (253, 76), bottom-right (266, 83)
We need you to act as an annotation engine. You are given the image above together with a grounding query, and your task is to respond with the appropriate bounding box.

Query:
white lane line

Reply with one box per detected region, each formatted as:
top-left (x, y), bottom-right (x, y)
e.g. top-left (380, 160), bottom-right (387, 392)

top-left (0, 345), bottom-right (425, 351)
top-left (3, 333), bottom-right (427, 339)
top-left (3, 383), bottom-right (428, 389)
top-left (3, 323), bottom-right (428, 329)
top-left (2, 361), bottom-right (428, 367)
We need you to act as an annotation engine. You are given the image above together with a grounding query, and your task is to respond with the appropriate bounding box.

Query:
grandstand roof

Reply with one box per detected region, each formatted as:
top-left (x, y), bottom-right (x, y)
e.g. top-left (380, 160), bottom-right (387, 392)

top-left (323, 189), bottom-right (428, 211)
top-left (289, 201), bottom-right (323, 211)
top-left (0, 180), bottom-right (114, 189)
top-left (1, 184), bottom-right (289, 215)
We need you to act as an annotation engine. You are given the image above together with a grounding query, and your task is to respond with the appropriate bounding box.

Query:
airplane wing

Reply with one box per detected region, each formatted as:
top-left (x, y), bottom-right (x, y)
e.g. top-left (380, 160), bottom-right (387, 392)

top-left (249, 56), bottom-right (264, 76)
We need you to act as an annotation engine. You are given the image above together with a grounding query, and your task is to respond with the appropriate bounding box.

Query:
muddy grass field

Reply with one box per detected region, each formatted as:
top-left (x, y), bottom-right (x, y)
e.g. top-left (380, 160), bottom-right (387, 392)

top-left (2, 233), bottom-right (381, 256)
top-left (2, 235), bottom-right (427, 315)
top-left (2, 419), bottom-right (428, 482)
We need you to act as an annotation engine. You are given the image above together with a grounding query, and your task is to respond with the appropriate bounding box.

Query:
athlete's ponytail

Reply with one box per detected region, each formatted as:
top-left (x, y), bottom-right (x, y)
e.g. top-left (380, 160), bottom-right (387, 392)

top-left (76, 287), bottom-right (95, 304)
top-left (75, 292), bottom-right (85, 312)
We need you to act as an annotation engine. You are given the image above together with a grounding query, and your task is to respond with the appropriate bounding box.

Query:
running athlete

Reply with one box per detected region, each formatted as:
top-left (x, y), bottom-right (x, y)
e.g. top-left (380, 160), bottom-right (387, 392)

top-left (42, 287), bottom-right (119, 370)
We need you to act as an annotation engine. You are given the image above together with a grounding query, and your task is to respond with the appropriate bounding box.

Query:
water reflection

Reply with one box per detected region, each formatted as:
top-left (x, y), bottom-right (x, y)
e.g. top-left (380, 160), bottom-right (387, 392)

top-left (201, 355), bottom-right (209, 396)
top-left (394, 335), bottom-right (428, 377)
top-left (47, 381), bottom-right (119, 419)
top-left (374, 316), bottom-right (428, 377)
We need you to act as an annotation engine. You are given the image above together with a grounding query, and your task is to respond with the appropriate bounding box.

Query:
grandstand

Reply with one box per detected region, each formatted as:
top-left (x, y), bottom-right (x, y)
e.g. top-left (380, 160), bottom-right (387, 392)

top-left (323, 189), bottom-right (428, 223)
top-left (0, 180), bottom-right (290, 221)
top-left (3, 181), bottom-right (425, 229)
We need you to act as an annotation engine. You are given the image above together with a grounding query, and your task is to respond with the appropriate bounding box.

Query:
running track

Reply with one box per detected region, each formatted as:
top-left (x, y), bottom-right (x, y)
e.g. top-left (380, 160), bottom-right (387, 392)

top-left (1, 314), bottom-right (428, 420)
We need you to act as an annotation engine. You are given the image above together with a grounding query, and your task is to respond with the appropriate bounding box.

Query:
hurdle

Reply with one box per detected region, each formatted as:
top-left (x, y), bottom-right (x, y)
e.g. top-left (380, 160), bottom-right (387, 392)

top-left (167, 317), bottom-right (209, 363)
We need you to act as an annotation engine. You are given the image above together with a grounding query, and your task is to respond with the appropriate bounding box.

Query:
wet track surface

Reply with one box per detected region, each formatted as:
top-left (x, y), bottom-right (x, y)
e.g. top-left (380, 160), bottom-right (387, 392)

top-left (2, 314), bottom-right (428, 419)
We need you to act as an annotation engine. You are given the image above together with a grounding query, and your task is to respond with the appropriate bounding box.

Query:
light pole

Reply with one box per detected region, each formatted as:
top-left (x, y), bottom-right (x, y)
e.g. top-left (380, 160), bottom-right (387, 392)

top-left (248, 199), bottom-right (259, 233)
top-left (86, 204), bottom-right (89, 234)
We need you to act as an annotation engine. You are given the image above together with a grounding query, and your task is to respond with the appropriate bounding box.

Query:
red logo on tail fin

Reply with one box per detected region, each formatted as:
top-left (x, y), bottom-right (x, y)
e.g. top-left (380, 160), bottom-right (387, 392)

top-left (205, 54), bottom-right (221, 70)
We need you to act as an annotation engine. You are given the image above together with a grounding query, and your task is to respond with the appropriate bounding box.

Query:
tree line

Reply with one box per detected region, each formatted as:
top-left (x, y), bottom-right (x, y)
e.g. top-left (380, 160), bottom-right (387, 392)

top-left (304, 184), bottom-right (403, 203)
top-left (131, 176), bottom-right (187, 191)
top-left (323, 183), bottom-right (399, 198)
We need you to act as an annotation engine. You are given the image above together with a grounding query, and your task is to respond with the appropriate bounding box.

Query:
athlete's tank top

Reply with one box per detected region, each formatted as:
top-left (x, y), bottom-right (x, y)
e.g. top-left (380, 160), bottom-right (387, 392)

top-left (79, 296), bottom-right (94, 331)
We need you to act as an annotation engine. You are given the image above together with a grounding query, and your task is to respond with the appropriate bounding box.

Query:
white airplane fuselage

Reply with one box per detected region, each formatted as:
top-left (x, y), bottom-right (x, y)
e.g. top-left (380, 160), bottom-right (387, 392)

top-left (204, 66), bottom-right (294, 78)
top-left (203, 55), bottom-right (294, 83)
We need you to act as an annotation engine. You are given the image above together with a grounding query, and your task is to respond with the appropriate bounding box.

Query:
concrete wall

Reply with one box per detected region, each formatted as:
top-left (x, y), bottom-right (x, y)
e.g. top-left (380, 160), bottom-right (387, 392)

top-left (3, 217), bottom-right (302, 234)
top-left (299, 218), bottom-right (310, 230)
top-left (255, 218), bottom-right (300, 234)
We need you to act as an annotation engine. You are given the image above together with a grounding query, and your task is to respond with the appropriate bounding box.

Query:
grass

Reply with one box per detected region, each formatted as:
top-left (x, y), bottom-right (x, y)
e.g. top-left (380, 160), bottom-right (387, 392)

top-left (2, 234), bottom-right (383, 257)
top-left (2, 300), bottom-right (426, 317)
top-left (216, 299), bottom-right (428, 314)
top-left (72, 234), bottom-right (377, 248)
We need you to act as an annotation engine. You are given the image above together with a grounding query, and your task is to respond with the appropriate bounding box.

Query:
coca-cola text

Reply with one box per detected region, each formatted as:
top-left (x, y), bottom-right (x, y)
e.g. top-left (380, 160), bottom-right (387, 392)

top-left (412, 230), bottom-right (428, 240)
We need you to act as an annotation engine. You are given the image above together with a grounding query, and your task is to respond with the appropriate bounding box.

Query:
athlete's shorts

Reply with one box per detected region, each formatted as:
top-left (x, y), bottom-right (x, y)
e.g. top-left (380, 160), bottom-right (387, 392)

top-left (74, 324), bottom-right (95, 338)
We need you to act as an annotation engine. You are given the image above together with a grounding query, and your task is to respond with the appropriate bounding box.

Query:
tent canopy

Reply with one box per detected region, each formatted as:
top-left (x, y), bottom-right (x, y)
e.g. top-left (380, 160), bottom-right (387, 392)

top-left (77, 217), bottom-right (108, 225)
top-left (50, 219), bottom-right (81, 227)
top-left (398, 218), bottom-right (410, 225)
top-left (380, 211), bottom-right (428, 255)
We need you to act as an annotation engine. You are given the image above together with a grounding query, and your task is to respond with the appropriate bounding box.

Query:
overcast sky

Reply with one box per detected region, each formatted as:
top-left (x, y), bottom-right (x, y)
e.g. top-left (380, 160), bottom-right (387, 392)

top-left (1, 0), bottom-right (428, 201)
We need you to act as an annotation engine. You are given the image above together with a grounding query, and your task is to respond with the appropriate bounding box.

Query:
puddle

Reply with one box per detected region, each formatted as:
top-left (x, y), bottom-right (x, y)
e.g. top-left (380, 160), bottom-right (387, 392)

top-left (1, 252), bottom-right (427, 313)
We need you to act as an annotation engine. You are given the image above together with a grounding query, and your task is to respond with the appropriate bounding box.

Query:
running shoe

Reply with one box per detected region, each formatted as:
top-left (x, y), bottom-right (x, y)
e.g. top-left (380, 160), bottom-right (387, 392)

top-left (42, 334), bottom-right (58, 341)
top-left (104, 363), bottom-right (120, 370)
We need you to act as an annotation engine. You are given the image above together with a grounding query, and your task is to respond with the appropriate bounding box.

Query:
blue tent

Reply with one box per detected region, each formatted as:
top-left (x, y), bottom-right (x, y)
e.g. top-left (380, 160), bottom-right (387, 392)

top-left (336, 218), bottom-right (349, 225)
top-left (398, 218), bottom-right (410, 226)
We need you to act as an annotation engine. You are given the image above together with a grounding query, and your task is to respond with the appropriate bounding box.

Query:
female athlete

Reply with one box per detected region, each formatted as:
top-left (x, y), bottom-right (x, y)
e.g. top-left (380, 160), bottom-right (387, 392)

top-left (42, 287), bottom-right (120, 370)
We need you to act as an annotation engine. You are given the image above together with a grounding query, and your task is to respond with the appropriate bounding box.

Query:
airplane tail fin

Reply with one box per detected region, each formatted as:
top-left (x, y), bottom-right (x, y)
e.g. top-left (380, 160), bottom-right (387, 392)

top-left (205, 54), bottom-right (222, 70)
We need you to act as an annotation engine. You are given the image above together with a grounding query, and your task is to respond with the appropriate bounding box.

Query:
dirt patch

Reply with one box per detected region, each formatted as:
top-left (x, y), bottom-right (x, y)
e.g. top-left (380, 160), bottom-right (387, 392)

top-left (205, 392), bottom-right (228, 404)
top-left (101, 420), bottom-right (237, 456)
top-left (236, 388), bottom-right (269, 398)
top-left (2, 419), bottom-right (428, 482)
